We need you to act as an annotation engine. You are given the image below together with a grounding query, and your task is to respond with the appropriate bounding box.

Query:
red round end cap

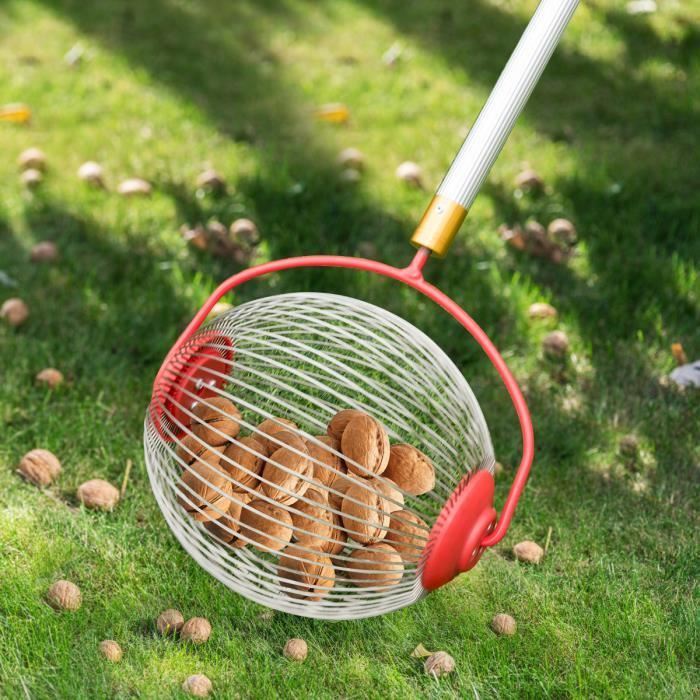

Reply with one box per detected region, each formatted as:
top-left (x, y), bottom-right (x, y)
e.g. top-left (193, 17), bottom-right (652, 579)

top-left (421, 469), bottom-right (497, 591)
top-left (151, 332), bottom-right (233, 441)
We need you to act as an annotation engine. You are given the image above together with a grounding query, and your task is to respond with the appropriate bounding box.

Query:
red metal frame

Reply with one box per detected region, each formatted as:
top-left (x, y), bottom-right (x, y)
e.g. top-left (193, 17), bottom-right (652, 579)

top-left (152, 249), bottom-right (534, 552)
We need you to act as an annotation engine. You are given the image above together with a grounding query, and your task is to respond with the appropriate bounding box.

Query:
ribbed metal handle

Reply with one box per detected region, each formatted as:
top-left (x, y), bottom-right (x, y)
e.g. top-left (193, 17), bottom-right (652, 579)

top-left (437, 0), bottom-right (579, 208)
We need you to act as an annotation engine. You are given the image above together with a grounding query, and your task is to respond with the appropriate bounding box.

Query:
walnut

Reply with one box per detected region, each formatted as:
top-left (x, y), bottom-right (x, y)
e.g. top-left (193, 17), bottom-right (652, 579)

top-left (542, 330), bottom-right (569, 357)
top-left (277, 545), bottom-right (335, 600)
top-left (18, 147), bottom-right (46, 170)
top-left (175, 434), bottom-right (211, 467)
top-left (368, 477), bottom-right (404, 513)
top-left (77, 479), bottom-right (120, 511)
top-left (238, 499), bottom-right (293, 552)
top-left (291, 488), bottom-right (334, 548)
top-left (424, 651), bottom-right (455, 678)
top-left (319, 512), bottom-right (347, 556)
top-left (229, 218), bottom-right (259, 245)
top-left (513, 540), bottom-right (544, 564)
top-left (47, 579), bottom-right (81, 611)
top-left (260, 442), bottom-right (312, 506)
top-left (547, 218), bottom-right (577, 246)
top-left (1, 298), bottom-right (29, 326)
top-left (182, 675), bottom-right (212, 697)
top-left (385, 510), bottom-right (429, 564)
top-left (527, 302), bottom-right (557, 320)
top-left (341, 414), bottom-right (390, 478)
top-left (35, 367), bottom-right (64, 388)
top-left (156, 608), bottom-right (184, 636)
top-left (190, 396), bottom-right (241, 446)
top-left (395, 161), bottom-right (423, 187)
top-left (180, 617), bottom-right (211, 644)
top-left (306, 435), bottom-right (345, 487)
top-left (222, 436), bottom-right (265, 491)
top-left (514, 168), bottom-right (544, 191)
top-left (491, 613), bottom-right (517, 636)
top-left (99, 640), bottom-right (123, 662)
top-left (30, 241), bottom-right (59, 262)
top-left (283, 637), bottom-right (308, 662)
top-left (21, 169), bottom-right (43, 188)
top-left (254, 417), bottom-right (297, 453)
top-left (336, 148), bottom-right (365, 170)
top-left (77, 161), bottom-right (105, 187)
top-left (383, 444), bottom-right (435, 495)
top-left (347, 543), bottom-right (404, 587)
top-left (177, 453), bottom-right (233, 521)
top-left (326, 409), bottom-right (365, 441)
top-left (203, 492), bottom-right (251, 544)
top-left (196, 169), bottom-right (226, 193)
top-left (18, 448), bottom-right (61, 486)
top-left (117, 178), bottom-right (151, 196)
top-left (341, 482), bottom-right (390, 544)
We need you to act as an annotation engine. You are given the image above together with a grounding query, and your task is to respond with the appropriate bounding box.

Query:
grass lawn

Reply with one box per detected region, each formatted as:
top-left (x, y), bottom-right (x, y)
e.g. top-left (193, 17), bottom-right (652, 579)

top-left (1, 0), bottom-right (699, 697)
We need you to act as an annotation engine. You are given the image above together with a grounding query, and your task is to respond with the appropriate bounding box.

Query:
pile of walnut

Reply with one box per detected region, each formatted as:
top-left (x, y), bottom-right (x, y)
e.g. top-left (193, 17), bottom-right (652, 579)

top-left (175, 401), bottom-right (436, 600)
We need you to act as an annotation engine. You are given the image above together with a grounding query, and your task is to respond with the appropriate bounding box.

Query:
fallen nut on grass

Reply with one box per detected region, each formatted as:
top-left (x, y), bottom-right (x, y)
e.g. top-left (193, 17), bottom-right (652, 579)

top-left (327, 409), bottom-right (365, 441)
top-left (514, 168), bottom-right (544, 191)
top-left (547, 218), bottom-right (577, 246)
top-left (196, 168), bottom-right (226, 192)
top-left (395, 161), bottom-right (423, 187)
top-left (528, 302), bottom-right (557, 320)
top-left (306, 435), bottom-right (345, 487)
top-left (424, 651), bottom-right (455, 678)
top-left (337, 147), bottom-right (365, 170)
top-left (229, 218), bottom-right (259, 245)
top-left (283, 638), bottom-right (308, 662)
top-left (156, 608), bottom-right (185, 636)
top-left (347, 542), bottom-right (404, 588)
top-left (178, 455), bottom-right (232, 521)
top-left (278, 544), bottom-right (335, 600)
top-left (340, 167), bottom-right (361, 183)
top-left (99, 640), bottom-right (123, 662)
top-left (47, 579), bottom-right (81, 611)
top-left (341, 482), bottom-right (390, 544)
top-left (222, 436), bottom-right (266, 492)
top-left (238, 499), bottom-right (293, 552)
top-left (21, 168), bottom-right (43, 188)
top-left (491, 613), bottom-right (517, 636)
top-left (1, 298), bottom-right (29, 327)
top-left (77, 161), bottom-right (105, 187)
top-left (341, 414), bottom-right (390, 478)
top-left (190, 396), bottom-right (241, 446)
top-left (260, 442), bottom-right (313, 506)
top-left (36, 367), bottom-right (64, 389)
top-left (542, 330), bottom-right (569, 357)
top-left (182, 674), bottom-right (212, 697)
top-left (385, 510), bottom-right (429, 564)
top-left (383, 444), bottom-right (435, 496)
top-left (18, 448), bottom-right (61, 487)
top-left (18, 147), bottom-right (47, 171)
top-left (117, 178), bottom-right (151, 196)
top-left (30, 241), bottom-right (59, 263)
top-left (619, 434), bottom-right (639, 457)
top-left (255, 417), bottom-right (297, 453)
top-left (180, 617), bottom-right (211, 644)
top-left (513, 540), bottom-right (544, 564)
top-left (77, 478), bottom-right (120, 511)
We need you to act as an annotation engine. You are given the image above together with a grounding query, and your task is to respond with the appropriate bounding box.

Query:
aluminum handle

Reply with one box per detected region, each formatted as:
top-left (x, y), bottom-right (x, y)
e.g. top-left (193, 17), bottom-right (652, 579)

top-left (412, 0), bottom-right (579, 256)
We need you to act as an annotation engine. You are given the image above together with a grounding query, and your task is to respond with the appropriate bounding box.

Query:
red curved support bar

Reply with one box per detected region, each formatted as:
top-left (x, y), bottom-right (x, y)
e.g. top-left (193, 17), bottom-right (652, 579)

top-left (153, 251), bottom-right (534, 549)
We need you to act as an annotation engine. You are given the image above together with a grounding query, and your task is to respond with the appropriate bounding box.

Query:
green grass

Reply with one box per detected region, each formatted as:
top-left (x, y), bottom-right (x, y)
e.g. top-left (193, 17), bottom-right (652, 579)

top-left (1, 0), bottom-right (699, 697)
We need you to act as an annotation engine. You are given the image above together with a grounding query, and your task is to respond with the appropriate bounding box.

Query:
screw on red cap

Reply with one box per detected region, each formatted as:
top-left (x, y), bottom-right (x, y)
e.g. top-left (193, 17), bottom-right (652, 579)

top-left (151, 332), bottom-right (233, 441)
top-left (421, 469), bottom-right (497, 591)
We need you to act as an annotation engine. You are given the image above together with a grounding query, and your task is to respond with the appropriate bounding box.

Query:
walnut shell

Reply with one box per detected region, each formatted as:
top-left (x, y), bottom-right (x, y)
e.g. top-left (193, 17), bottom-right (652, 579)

top-left (30, 241), bottom-right (59, 263)
top-left (35, 367), bottom-right (63, 388)
top-left (203, 492), bottom-right (251, 543)
top-left (383, 444), bottom-right (435, 495)
top-left (306, 435), bottom-right (345, 487)
top-left (1, 297), bottom-right (29, 327)
top-left (291, 488), bottom-right (334, 547)
top-left (254, 417), bottom-right (297, 453)
top-left (277, 544), bottom-right (335, 600)
top-left (283, 637), bottom-right (308, 662)
top-left (341, 414), bottom-right (390, 478)
top-left (18, 448), bottom-right (61, 486)
top-left (178, 453), bottom-right (233, 520)
top-left (156, 608), bottom-right (184, 636)
top-left (47, 579), bottom-right (81, 610)
top-left (513, 540), bottom-right (544, 564)
top-left (21, 168), bottom-right (43, 188)
top-left (491, 613), bottom-right (517, 636)
top-left (327, 470), bottom-right (364, 510)
top-left (180, 617), bottom-right (211, 643)
top-left (183, 674), bottom-right (212, 697)
top-left (385, 510), bottom-right (429, 564)
top-left (77, 478), bottom-right (120, 511)
top-left (117, 177), bottom-right (151, 196)
top-left (368, 477), bottom-right (404, 513)
top-left (320, 512), bottom-right (347, 555)
top-left (190, 397), bottom-right (241, 446)
top-left (542, 330), bottom-right (569, 357)
top-left (175, 434), bottom-right (211, 467)
top-left (238, 499), bottom-right (293, 552)
top-left (196, 168), bottom-right (226, 192)
top-left (424, 651), bottom-right (455, 678)
top-left (267, 429), bottom-right (306, 454)
top-left (222, 436), bottom-right (265, 491)
top-left (260, 443), bottom-right (312, 506)
top-left (327, 409), bottom-right (365, 441)
top-left (77, 161), bottom-right (104, 186)
top-left (347, 543), bottom-right (404, 587)
top-left (340, 482), bottom-right (390, 544)
top-left (99, 640), bottom-right (123, 662)
top-left (18, 147), bottom-right (46, 170)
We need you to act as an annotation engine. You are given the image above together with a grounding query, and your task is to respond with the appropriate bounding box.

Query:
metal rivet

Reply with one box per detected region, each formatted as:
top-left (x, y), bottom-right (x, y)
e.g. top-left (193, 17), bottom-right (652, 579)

top-left (194, 378), bottom-right (204, 391)
top-left (190, 400), bottom-right (199, 411)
